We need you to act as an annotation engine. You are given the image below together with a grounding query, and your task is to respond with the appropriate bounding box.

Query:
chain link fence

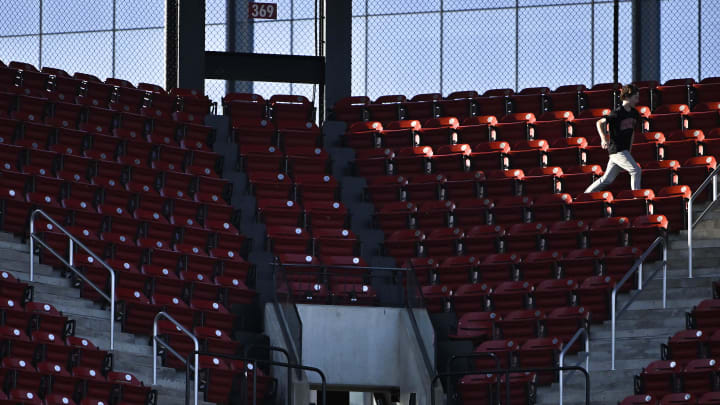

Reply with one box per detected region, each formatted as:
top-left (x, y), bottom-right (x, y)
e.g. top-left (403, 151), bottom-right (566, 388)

top-left (0, 0), bottom-right (165, 88)
top-left (205, 0), bottom-right (321, 115)
top-left (0, 1), bottom-right (716, 110)
top-left (351, 0), bottom-right (718, 100)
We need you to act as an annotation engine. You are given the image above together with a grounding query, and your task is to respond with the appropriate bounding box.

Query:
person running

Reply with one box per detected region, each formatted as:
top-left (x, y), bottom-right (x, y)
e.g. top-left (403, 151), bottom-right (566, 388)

top-left (584, 84), bottom-right (642, 193)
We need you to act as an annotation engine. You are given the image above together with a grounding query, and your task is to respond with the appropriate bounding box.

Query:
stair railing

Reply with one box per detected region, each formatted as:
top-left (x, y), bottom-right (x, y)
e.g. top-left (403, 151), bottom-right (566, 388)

top-left (686, 165), bottom-right (720, 277)
top-left (152, 311), bottom-right (199, 405)
top-left (610, 236), bottom-right (667, 370)
top-left (558, 327), bottom-right (590, 405)
top-left (29, 209), bottom-right (116, 350)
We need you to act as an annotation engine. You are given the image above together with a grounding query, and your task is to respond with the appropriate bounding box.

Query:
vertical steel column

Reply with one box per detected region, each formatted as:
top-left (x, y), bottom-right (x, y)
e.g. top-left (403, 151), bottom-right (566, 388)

top-left (38, 0), bottom-right (43, 68)
top-left (439, 0), bottom-right (444, 95)
top-left (318, 0), bottom-right (325, 124)
top-left (591, 0), bottom-right (595, 86)
top-left (290, 0), bottom-right (295, 95)
top-left (688, 198), bottom-right (693, 278)
top-left (112, 0), bottom-right (116, 78)
top-left (364, 0), bottom-right (369, 97)
top-left (613, 0), bottom-right (619, 84)
top-left (698, 0), bottom-right (702, 80)
top-left (166, 0), bottom-right (179, 89)
top-left (515, 0), bottom-right (520, 92)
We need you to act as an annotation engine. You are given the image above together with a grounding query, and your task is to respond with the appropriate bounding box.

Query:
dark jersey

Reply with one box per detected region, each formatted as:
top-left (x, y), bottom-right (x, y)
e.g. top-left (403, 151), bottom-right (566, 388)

top-left (606, 105), bottom-right (640, 155)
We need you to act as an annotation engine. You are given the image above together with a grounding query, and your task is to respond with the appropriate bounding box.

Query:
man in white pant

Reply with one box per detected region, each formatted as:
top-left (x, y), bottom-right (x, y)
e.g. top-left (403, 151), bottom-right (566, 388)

top-left (584, 84), bottom-right (642, 193)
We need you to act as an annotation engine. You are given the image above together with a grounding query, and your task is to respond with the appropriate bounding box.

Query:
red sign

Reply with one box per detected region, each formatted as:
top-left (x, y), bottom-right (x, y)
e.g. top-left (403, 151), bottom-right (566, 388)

top-left (248, 2), bottom-right (277, 20)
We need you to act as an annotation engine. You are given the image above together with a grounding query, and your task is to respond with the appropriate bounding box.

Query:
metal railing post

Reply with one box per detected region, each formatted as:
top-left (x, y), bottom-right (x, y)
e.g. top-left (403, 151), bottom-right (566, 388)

top-left (29, 219), bottom-right (34, 282)
top-left (611, 291), bottom-right (616, 370)
top-left (152, 312), bottom-right (199, 405)
top-left (688, 198), bottom-right (693, 278)
top-left (68, 239), bottom-right (74, 267)
top-left (662, 239), bottom-right (667, 308)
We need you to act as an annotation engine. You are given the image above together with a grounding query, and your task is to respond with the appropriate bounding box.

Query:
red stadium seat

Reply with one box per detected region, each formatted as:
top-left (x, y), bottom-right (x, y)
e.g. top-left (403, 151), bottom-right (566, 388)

top-left (405, 173), bottom-right (446, 201)
top-left (430, 144), bottom-right (471, 174)
top-left (532, 193), bottom-right (571, 223)
top-left (457, 115), bottom-right (497, 145)
top-left (380, 120), bottom-right (421, 149)
top-left (662, 330), bottom-right (708, 368)
top-left (470, 141), bottom-right (510, 173)
top-left (437, 91), bottom-right (477, 119)
top-left (517, 250), bottom-right (561, 284)
top-left (533, 278), bottom-right (575, 312)
top-left (448, 310), bottom-right (496, 341)
top-left (463, 224), bottom-right (503, 256)
top-left (489, 280), bottom-right (531, 315)
top-left (366, 95), bottom-right (405, 123)
top-left (444, 171), bottom-right (485, 201)
top-left (636, 360), bottom-right (682, 397)
top-left (404, 93), bottom-right (441, 120)
top-left (344, 121), bottom-right (382, 149)
top-left (354, 148), bottom-right (394, 178)
top-left (571, 191), bottom-right (613, 220)
top-left (333, 96), bottom-right (368, 122)
top-left (576, 275), bottom-right (614, 323)
top-left (419, 116), bottom-right (459, 148)
top-left (435, 256), bottom-right (478, 289)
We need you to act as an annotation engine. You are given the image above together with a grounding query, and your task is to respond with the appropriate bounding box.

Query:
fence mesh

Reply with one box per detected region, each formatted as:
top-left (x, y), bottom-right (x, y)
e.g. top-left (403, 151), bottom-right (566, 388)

top-left (0, 1), bottom-right (717, 110)
top-left (350, 0), bottom-right (718, 100)
top-left (0, 0), bottom-right (165, 88)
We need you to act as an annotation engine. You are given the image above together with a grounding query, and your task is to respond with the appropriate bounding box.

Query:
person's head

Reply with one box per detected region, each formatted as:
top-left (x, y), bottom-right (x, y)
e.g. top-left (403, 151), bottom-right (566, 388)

top-left (620, 84), bottom-right (640, 107)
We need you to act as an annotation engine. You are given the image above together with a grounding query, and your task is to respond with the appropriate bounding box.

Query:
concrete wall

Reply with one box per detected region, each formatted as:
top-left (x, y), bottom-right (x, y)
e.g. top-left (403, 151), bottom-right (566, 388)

top-left (295, 305), bottom-right (436, 404)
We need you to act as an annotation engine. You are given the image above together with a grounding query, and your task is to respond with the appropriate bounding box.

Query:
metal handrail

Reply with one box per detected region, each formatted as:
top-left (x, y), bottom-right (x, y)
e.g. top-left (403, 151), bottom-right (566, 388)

top-left (687, 164), bottom-right (720, 277)
top-left (188, 350), bottom-right (327, 405)
top-left (29, 209), bottom-right (116, 350)
top-left (610, 236), bottom-right (667, 370)
top-left (243, 344), bottom-right (293, 405)
top-left (430, 366), bottom-right (590, 405)
top-left (558, 327), bottom-right (590, 405)
top-left (274, 263), bottom-right (410, 272)
top-left (446, 353), bottom-right (499, 402)
top-left (152, 311), bottom-right (199, 405)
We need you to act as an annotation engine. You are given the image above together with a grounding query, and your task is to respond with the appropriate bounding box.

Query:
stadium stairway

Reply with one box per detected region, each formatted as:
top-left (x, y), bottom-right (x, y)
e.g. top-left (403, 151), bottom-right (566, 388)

top-left (536, 202), bottom-right (720, 405)
top-left (0, 231), bottom-right (216, 404)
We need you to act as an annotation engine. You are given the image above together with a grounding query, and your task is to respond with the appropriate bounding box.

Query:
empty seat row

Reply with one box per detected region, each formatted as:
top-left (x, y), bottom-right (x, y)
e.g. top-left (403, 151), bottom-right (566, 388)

top-left (238, 145), bottom-right (330, 175)
top-left (334, 78), bottom-right (720, 123)
top-left (232, 117), bottom-right (322, 149)
top-left (223, 93), bottom-right (315, 122)
top-left (0, 60), bottom-right (212, 115)
top-left (0, 100), bottom-right (216, 153)
top-left (0, 121), bottom-right (222, 177)
top-left (620, 392), bottom-right (720, 405)
top-left (344, 109), bottom-right (719, 150)
top-left (403, 246), bottom-right (645, 291)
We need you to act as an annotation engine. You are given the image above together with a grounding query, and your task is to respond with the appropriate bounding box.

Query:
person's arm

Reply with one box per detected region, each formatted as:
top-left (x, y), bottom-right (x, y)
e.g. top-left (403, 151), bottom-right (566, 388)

top-left (596, 117), bottom-right (609, 149)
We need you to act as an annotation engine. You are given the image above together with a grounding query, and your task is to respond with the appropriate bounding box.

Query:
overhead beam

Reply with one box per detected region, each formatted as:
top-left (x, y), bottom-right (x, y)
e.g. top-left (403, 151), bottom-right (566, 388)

top-left (205, 51), bottom-right (325, 85)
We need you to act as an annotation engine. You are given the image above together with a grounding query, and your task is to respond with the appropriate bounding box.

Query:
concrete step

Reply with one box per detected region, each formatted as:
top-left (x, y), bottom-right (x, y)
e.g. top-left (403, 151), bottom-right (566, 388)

top-left (667, 245), bottom-right (720, 258)
top-left (670, 238), bottom-right (720, 249)
top-left (615, 284), bottom-right (713, 304)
